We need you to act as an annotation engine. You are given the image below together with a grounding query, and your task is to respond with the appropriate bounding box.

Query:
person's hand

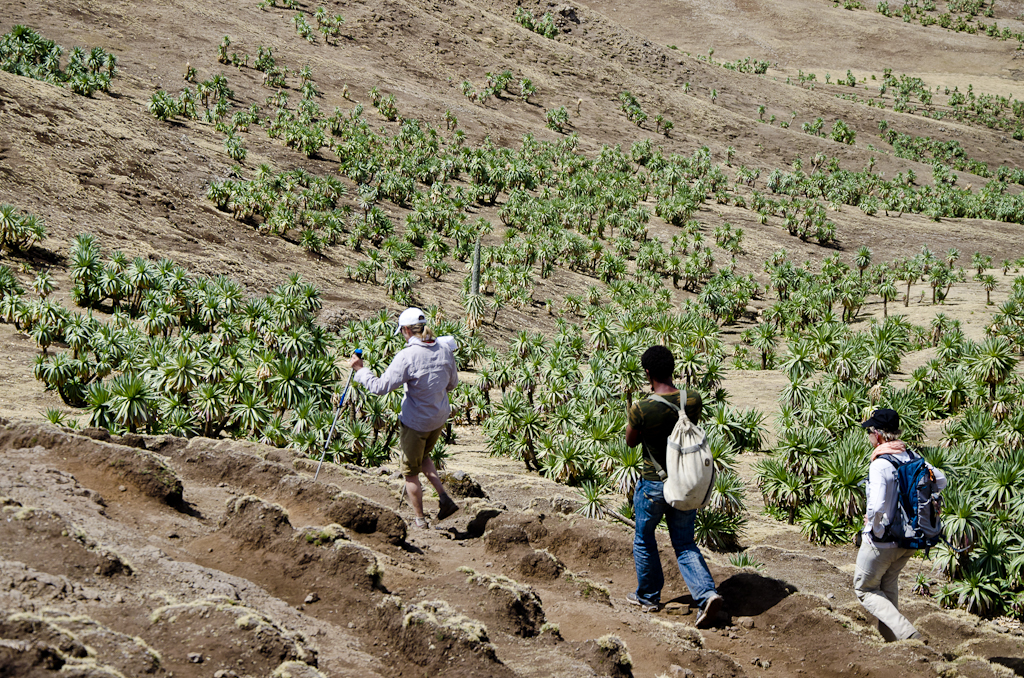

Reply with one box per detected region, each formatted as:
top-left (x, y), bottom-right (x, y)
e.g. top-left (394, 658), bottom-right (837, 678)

top-left (349, 353), bottom-right (363, 371)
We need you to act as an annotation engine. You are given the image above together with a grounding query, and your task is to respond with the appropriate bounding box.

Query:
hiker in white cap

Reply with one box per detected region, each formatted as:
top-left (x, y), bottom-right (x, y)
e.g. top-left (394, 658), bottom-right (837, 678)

top-left (349, 308), bottom-right (460, 529)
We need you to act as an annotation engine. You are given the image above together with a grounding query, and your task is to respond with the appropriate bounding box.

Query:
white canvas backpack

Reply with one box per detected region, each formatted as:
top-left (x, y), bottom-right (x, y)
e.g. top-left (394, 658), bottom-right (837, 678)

top-left (646, 394), bottom-right (716, 511)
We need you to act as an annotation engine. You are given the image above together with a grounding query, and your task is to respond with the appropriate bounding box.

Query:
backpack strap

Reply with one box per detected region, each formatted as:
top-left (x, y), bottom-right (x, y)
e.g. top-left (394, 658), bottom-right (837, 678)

top-left (878, 448), bottom-right (920, 470)
top-left (880, 455), bottom-right (902, 470)
top-left (646, 394), bottom-right (680, 412)
top-left (648, 459), bottom-right (667, 481)
top-left (643, 394), bottom-right (679, 482)
top-left (648, 393), bottom-right (698, 429)
top-left (942, 534), bottom-right (973, 554)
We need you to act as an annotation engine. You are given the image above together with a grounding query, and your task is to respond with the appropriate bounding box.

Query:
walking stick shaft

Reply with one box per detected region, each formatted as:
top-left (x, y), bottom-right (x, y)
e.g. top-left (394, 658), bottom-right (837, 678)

top-left (314, 350), bottom-right (361, 481)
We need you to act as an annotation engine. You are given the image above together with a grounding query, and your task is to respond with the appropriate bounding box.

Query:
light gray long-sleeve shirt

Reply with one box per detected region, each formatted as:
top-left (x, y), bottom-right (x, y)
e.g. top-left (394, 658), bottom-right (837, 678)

top-left (354, 336), bottom-right (458, 433)
top-left (864, 446), bottom-right (947, 548)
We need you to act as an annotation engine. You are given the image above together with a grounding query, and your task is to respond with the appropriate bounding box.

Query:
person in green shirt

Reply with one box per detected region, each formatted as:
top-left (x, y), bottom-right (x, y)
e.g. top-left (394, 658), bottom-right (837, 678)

top-left (624, 345), bottom-right (723, 627)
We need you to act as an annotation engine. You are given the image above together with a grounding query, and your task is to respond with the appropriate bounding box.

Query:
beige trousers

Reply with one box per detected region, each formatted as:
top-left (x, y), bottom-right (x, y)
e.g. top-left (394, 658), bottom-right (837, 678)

top-left (853, 540), bottom-right (918, 641)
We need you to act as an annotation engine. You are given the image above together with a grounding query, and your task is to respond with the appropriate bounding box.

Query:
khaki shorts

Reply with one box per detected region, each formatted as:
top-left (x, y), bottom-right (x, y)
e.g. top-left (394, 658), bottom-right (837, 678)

top-left (399, 423), bottom-right (444, 477)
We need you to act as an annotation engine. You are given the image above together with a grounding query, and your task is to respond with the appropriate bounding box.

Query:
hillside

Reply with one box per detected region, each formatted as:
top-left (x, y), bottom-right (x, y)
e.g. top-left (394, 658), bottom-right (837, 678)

top-left (2, 0), bottom-right (1024, 676)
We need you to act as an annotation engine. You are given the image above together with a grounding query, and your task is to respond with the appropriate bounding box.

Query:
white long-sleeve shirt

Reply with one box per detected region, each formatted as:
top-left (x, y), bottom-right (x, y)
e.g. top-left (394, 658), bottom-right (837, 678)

top-left (355, 336), bottom-right (458, 433)
top-left (864, 443), bottom-right (947, 548)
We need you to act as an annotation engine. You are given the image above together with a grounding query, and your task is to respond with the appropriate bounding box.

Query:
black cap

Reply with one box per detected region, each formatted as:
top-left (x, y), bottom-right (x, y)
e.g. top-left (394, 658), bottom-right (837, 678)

top-left (861, 408), bottom-right (899, 433)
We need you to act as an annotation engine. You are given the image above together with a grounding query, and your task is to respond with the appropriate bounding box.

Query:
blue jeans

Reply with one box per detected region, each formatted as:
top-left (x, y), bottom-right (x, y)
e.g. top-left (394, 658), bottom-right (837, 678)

top-left (633, 478), bottom-right (717, 607)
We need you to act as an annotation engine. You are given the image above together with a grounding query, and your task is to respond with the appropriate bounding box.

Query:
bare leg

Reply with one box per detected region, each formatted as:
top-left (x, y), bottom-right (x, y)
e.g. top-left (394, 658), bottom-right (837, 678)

top-left (405, 475), bottom-right (424, 519)
top-left (420, 456), bottom-right (447, 498)
top-left (422, 455), bottom-right (459, 520)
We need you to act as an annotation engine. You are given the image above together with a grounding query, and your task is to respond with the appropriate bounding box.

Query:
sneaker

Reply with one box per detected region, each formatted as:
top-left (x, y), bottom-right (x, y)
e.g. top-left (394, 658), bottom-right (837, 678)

top-left (626, 591), bottom-right (658, 613)
top-left (412, 517), bottom-right (430, 530)
top-left (695, 593), bottom-right (723, 629)
top-left (436, 494), bottom-right (460, 521)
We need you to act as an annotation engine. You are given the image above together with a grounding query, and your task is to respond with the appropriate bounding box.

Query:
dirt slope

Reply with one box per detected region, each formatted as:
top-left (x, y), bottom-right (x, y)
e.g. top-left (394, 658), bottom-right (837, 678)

top-left (3, 0), bottom-right (1024, 675)
top-left (2, 419), bottom-right (1021, 678)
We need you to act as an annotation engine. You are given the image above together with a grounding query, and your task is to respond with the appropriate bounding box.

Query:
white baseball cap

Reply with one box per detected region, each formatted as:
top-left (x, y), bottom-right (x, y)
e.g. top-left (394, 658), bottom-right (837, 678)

top-left (396, 307), bottom-right (427, 334)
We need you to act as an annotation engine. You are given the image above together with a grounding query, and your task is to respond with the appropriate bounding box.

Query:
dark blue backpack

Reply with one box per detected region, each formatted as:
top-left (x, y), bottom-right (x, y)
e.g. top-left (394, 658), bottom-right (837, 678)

top-left (880, 452), bottom-right (944, 553)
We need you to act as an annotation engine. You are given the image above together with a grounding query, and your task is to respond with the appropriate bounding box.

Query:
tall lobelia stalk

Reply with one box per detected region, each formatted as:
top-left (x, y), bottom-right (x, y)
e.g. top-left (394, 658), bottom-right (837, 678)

top-left (464, 238), bottom-right (485, 333)
top-left (471, 238), bottom-right (481, 297)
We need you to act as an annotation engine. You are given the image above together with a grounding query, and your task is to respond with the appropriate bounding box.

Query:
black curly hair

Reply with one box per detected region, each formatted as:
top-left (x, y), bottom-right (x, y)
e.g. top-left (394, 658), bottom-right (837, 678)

top-left (641, 345), bottom-right (675, 384)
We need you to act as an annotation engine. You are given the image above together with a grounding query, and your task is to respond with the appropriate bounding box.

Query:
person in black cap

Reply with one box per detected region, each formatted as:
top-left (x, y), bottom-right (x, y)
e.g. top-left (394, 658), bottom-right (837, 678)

top-left (853, 408), bottom-right (946, 641)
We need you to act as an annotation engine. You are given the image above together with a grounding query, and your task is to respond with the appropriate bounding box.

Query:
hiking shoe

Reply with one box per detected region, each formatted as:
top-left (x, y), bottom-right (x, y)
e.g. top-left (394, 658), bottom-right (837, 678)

top-left (436, 495), bottom-right (460, 521)
top-left (627, 591), bottom-right (658, 613)
top-left (412, 517), bottom-right (430, 530)
top-left (695, 594), bottom-right (723, 629)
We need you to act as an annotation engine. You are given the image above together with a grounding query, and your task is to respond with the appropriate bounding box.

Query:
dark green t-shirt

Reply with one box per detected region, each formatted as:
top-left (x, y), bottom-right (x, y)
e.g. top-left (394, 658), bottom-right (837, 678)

top-left (627, 390), bottom-right (703, 482)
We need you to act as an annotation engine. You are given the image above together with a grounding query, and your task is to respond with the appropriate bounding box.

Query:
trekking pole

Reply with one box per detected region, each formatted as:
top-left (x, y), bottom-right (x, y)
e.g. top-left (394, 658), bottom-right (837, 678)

top-left (314, 349), bottom-right (361, 482)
